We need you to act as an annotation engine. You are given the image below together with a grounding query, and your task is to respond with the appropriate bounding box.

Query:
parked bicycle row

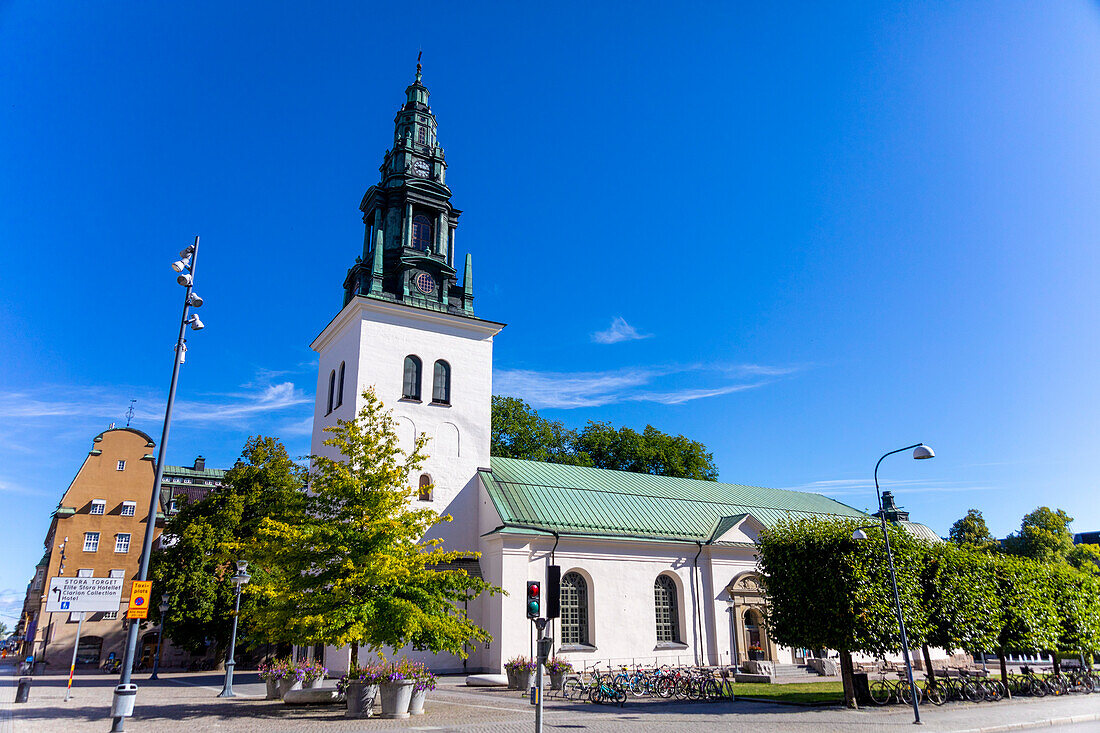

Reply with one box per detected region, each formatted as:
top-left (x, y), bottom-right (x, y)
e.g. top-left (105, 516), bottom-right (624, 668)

top-left (557, 664), bottom-right (736, 705)
top-left (869, 664), bottom-right (1100, 706)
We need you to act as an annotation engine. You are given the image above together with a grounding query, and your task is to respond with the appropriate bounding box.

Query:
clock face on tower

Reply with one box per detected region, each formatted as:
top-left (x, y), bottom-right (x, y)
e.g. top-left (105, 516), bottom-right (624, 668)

top-left (414, 272), bottom-right (436, 294)
top-left (412, 160), bottom-right (431, 178)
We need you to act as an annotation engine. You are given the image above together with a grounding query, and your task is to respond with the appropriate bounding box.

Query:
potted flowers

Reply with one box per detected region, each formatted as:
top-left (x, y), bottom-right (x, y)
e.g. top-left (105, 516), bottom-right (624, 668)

top-left (410, 664), bottom-right (436, 715)
top-left (379, 658), bottom-right (416, 719)
top-left (341, 664), bottom-right (381, 719)
top-left (546, 658), bottom-right (574, 691)
top-left (504, 656), bottom-right (536, 692)
top-left (748, 645), bottom-right (765, 661)
top-left (295, 658), bottom-right (327, 689)
top-left (258, 658), bottom-right (291, 699)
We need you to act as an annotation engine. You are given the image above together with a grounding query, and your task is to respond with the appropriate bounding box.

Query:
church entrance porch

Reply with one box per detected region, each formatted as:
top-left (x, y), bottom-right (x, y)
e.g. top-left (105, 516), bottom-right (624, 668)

top-left (726, 572), bottom-right (778, 665)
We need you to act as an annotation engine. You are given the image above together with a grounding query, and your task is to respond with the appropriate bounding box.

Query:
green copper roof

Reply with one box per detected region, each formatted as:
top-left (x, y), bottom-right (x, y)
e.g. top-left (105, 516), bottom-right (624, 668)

top-left (162, 465), bottom-right (227, 479)
top-left (481, 457), bottom-right (867, 543)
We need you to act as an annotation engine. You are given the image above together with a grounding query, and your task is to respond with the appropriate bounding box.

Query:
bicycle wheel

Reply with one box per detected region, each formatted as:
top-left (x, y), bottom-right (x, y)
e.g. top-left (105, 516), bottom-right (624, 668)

top-left (868, 679), bottom-right (893, 706)
top-left (629, 676), bottom-right (647, 697)
top-left (1028, 678), bottom-right (1047, 697)
top-left (563, 679), bottom-right (584, 701)
top-left (898, 680), bottom-right (922, 706)
top-left (961, 680), bottom-right (984, 703)
top-left (656, 676), bottom-right (674, 698)
top-left (925, 682), bottom-right (946, 706)
top-left (984, 680), bottom-right (1005, 701)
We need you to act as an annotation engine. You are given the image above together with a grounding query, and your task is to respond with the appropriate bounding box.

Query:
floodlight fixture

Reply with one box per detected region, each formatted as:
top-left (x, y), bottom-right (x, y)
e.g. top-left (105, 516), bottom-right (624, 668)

top-left (187, 292), bottom-right (203, 307)
top-left (187, 314), bottom-right (204, 331)
top-left (171, 256), bottom-right (191, 273)
top-left (177, 272), bottom-right (192, 287)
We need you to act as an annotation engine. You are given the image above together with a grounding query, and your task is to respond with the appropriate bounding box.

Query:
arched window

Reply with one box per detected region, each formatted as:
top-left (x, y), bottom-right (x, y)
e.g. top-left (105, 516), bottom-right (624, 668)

top-left (402, 356), bottom-right (422, 400)
top-left (336, 362), bottom-right (346, 408)
top-left (432, 360), bottom-right (451, 404)
top-left (654, 575), bottom-right (680, 643)
top-left (412, 215), bottom-right (432, 251)
top-left (560, 572), bottom-right (589, 645)
top-left (326, 370), bottom-right (336, 414)
top-left (418, 474), bottom-right (433, 502)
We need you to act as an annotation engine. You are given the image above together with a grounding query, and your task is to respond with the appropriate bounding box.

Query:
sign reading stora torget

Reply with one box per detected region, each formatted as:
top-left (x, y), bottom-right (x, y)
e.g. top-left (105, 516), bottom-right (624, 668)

top-left (44, 576), bottom-right (124, 613)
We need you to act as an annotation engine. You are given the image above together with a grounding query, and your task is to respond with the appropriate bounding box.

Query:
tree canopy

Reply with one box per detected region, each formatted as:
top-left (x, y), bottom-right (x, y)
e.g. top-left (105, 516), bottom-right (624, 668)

top-left (247, 388), bottom-right (498, 659)
top-left (149, 436), bottom-right (307, 655)
top-left (490, 395), bottom-right (719, 480)
top-left (948, 509), bottom-right (996, 550)
top-left (1002, 506), bottom-right (1076, 563)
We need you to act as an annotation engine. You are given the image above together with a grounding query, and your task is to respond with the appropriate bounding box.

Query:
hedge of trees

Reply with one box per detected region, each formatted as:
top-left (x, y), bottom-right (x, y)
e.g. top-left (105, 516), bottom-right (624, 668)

top-left (756, 516), bottom-right (1100, 708)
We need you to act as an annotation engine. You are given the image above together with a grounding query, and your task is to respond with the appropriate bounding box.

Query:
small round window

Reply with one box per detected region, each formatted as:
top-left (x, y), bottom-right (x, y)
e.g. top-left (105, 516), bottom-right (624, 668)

top-left (415, 272), bottom-right (436, 294)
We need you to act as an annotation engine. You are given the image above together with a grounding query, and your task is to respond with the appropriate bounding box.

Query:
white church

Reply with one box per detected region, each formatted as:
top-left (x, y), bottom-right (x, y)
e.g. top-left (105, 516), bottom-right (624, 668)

top-left (306, 65), bottom-right (940, 676)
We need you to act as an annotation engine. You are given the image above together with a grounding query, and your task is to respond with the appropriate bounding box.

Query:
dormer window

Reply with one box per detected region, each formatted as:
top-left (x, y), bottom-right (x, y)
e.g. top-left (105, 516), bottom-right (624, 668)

top-left (90, 500), bottom-right (106, 515)
top-left (412, 215), bottom-right (432, 251)
top-left (121, 501), bottom-right (137, 517)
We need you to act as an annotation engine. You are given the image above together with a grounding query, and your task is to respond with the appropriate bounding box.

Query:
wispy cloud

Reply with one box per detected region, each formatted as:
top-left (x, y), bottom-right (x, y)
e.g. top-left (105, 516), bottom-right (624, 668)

top-left (782, 478), bottom-right (995, 497)
top-left (494, 363), bottom-right (797, 409)
top-left (0, 587), bottom-right (24, 622)
top-left (0, 477), bottom-right (47, 496)
top-left (591, 317), bottom-right (651, 344)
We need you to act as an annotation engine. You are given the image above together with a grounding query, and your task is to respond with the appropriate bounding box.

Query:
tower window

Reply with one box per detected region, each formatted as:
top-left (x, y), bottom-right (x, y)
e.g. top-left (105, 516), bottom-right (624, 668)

top-left (402, 355), bottom-right (422, 400)
top-left (432, 360), bottom-right (451, 405)
top-left (417, 127), bottom-right (427, 145)
top-left (418, 474), bottom-right (433, 502)
top-left (412, 215), bottom-right (432, 252)
top-left (326, 369), bottom-right (336, 414)
top-left (336, 362), bottom-right (346, 408)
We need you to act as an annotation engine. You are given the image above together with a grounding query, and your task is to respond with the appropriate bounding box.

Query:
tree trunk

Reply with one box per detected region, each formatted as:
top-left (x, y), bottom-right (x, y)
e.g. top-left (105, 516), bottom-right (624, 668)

top-left (999, 649), bottom-right (1010, 699)
top-left (840, 649), bottom-right (859, 709)
top-left (350, 642), bottom-right (359, 673)
top-left (1051, 651), bottom-right (1060, 676)
top-left (922, 645), bottom-right (935, 685)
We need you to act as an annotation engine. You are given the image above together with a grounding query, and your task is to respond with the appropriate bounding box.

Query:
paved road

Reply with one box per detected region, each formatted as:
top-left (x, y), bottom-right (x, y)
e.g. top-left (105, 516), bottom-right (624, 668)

top-left (3, 663), bottom-right (1099, 732)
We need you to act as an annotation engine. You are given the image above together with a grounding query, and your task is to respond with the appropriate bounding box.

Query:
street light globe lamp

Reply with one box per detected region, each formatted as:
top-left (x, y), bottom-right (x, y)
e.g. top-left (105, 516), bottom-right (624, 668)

top-left (218, 561), bottom-right (251, 698)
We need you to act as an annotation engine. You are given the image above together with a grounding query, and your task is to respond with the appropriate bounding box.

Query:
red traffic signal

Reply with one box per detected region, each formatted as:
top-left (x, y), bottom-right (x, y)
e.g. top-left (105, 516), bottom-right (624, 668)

top-left (526, 581), bottom-right (541, 619)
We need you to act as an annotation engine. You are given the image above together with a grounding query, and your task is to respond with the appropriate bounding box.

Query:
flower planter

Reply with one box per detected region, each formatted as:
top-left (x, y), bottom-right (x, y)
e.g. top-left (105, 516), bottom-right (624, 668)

top-left (515, 670), bottom-right (533, 694)
top-left (506, 668), bottom-right (519, 690)
top-left (549, 672), bottom-right (565, 691)
top-left (278, 678), bottom-right (303, 698)
top-left (409, 687), bottom-right (427, 715)
top-left (301, 678), bottom-right (319, 689)
top-left (748, 650), bottom-right (765, 661)
top-left (265, 678), bottom-right (281, 700)
top-left (379, 679), bottom-right (414, 719)
top-left (345, 681), bottom-right (378, 719)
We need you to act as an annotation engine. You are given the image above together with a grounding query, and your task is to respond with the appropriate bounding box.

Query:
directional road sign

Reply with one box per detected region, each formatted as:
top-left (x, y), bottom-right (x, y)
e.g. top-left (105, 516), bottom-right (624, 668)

top-left (45, 577), bottom-right (125, 613)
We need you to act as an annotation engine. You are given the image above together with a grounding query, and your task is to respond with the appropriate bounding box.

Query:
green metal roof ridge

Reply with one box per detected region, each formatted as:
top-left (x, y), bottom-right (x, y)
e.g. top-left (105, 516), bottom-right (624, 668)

top-left (163, 465), bottom-right (227, 477)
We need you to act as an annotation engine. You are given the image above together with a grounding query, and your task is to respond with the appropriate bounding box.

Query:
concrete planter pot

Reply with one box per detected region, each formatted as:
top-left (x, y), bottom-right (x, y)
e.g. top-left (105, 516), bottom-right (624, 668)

top-left (506, 668), bottom-right (519, 690)
top-left (278, 678), bottom-right (303, 698)
top-left (549, 672), bottom-right (565, 691)
top-left (265, 678), bottom-right (281, 699)
top-left (409, 687), bottom-right (427, 715)
top-left (345, 681), bottom-right (378, 718)
top-left (515, 670), bottom-right (533, 694)
top-left (302, 678), bottom-right (320, 689)
top-left (379, 679), bottom-right (414, 719)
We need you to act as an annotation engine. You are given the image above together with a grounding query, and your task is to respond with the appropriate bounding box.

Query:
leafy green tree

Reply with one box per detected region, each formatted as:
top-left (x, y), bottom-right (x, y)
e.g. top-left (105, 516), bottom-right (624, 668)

top-left (756, 516), bottom-right (930, 708)
top-left (490, 396), bottom-right (584, 466)
top-left (490, 396), bottom-right (720, 480)
top-left (1067, 543), bottom-right (1100, 576)
top-left (149, 436), bottom-right (306, 656)
top-left (992, 554), bottom-right (1060, 687)
top-left (248, 388), bottom-right (499, 665)
top-left (1048, 563), bottom-right (1100, 656)
top-left (948, 509), bottom-right (996, 550)
top-left (573, 422), bottom-right (719, 480)
top-left (1002, 507), bottom-right (1075, 563)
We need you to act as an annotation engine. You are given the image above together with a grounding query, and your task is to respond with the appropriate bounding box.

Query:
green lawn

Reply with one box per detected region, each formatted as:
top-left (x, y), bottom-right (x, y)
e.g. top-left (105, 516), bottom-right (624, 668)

top-left (732, 680), bottom-right (844, 705)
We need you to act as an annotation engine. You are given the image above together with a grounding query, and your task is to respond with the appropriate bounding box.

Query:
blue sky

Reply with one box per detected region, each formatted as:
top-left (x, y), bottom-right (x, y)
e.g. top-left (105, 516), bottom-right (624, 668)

top-left (2, 1), bottom-right (1099, 623)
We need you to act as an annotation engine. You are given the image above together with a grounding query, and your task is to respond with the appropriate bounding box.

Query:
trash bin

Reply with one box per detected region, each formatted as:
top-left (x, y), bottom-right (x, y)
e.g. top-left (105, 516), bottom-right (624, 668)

top-left (111, 683), bottom-right (138, 718)
top-left (15, 677), bottom-right (32, 703)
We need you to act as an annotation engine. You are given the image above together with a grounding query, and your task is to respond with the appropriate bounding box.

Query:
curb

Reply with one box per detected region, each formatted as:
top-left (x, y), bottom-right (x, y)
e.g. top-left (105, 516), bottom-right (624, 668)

top-left (952, 712), bottom-right (1100, 732)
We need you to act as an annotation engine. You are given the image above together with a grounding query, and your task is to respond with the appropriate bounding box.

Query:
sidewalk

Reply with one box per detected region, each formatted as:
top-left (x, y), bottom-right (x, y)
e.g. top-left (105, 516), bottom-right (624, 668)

top-left (3, 668), bottom-right (1099, 732)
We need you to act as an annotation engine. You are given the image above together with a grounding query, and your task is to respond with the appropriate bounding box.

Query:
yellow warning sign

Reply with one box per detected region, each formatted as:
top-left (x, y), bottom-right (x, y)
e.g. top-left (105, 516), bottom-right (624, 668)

top-left (127, 581), bottom-right (152, 619)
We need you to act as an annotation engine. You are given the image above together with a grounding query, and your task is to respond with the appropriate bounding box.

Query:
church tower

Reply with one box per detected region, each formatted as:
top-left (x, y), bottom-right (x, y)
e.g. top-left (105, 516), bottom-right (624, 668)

top-left (310, 63), bottom-right (504, 554)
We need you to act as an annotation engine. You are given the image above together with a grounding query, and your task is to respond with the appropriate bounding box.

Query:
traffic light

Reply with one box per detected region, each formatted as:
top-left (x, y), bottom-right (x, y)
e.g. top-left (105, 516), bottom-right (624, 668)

top-left (526, 581), bottom-right (540, 619)
top-left (546, 565), bottom-right (561, 620)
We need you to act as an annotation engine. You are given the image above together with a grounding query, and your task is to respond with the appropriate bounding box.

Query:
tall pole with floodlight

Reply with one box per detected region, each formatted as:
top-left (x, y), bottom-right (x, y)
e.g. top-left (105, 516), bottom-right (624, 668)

top-left (110, 237), bottom-right (206, 733)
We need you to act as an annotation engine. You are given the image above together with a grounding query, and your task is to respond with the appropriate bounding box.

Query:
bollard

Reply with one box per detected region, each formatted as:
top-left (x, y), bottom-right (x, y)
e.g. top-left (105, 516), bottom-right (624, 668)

top-left (15, 677), bottom-right (32, 703)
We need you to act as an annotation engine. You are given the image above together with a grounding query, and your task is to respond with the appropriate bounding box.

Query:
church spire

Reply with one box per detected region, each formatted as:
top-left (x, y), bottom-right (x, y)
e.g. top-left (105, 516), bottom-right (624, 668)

top-left (342, 67), bottom-right (475, 317)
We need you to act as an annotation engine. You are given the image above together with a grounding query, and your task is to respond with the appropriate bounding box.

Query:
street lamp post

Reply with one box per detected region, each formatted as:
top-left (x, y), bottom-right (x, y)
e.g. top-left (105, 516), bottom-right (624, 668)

top-left (854, 443), bottom-right (935, 725)
top-left (150, 595), bottom-right (169, 680)
top-left (218, 561), bottom-right (251, 698)
top-left (110, 237), bottom-right (206, 733)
